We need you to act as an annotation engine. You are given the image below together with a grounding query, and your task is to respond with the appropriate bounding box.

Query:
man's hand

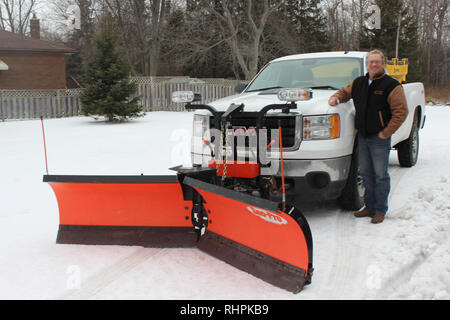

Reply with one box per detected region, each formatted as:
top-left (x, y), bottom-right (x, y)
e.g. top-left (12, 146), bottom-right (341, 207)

top-left (378, 131), bottom-right (389, 139)
top-left (328, 96), bottom-right (340, 106)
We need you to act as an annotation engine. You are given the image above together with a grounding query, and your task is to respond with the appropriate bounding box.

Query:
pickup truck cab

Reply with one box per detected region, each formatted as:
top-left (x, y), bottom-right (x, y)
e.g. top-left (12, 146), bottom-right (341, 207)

top-left (186, 51), bottom-right (426, 209)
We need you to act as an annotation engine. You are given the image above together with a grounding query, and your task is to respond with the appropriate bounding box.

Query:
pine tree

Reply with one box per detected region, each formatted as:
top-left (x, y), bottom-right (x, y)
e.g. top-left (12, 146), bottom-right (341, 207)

top-left (293, 0), bottom-right (329, 53)
top-left (264, 0), bottom-right (329, 62)
top-left (359, 0), bottom-right (422, 82)
top-left (80, 15), bottom-right (142, 122)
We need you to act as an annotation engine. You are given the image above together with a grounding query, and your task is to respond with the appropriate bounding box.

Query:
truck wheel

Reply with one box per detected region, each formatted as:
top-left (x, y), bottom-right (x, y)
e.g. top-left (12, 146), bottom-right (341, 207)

top-left (338, 150), bottom-right (364, 211)
top-left (397, 113), bottom-right (419, 167)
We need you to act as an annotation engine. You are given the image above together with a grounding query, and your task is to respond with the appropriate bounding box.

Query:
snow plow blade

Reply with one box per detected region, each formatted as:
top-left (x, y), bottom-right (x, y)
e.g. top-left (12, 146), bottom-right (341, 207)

top-left (44, 169), bottom-right (313, 293)
top-left (43, 175), bottom-right (198, 247)
top-left (181, 176), bottom-right (313, 293)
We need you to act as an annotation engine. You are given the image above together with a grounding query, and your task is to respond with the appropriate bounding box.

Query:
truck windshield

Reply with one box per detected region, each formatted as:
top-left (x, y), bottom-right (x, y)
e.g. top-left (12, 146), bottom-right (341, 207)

top-left (246, 57), bottom-right (363, 92)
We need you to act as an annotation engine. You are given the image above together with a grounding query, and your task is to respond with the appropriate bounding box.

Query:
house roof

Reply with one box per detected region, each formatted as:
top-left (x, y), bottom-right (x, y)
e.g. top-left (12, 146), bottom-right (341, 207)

top-left (0, 30), bottom-right (77, 54)
top-left (0, 59), bottom-right (8, 70)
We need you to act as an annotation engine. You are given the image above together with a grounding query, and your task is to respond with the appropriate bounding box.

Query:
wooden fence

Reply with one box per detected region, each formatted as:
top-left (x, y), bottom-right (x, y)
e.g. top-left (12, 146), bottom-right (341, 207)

top-left (0, 89), bottom-right (83, 120)
top-left (0, 77), bottom-right (240, 121)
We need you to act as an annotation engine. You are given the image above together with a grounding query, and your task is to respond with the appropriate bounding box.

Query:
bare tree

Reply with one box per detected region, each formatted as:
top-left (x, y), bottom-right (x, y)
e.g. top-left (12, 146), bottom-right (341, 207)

top-left (0, 0), bottom-right (38, 34)
top-left (430, 0), bottom-right (448, 86)
top-left (412, 0), bottom-right (449, 86)
top-left (323, 0), bottom-right (343, 49)
top-left (131, 0), bottom-right (150, 75)
top-left (323, 0), bottom-right (371, 50)
top-left (206, 0), bottom-right (279, 80)
top-left (148, 0), bottom-right (166, 76)
top-left (101, 0), bottom-right (167, 76)
top-left (100, 0), bottom-right (140, 73)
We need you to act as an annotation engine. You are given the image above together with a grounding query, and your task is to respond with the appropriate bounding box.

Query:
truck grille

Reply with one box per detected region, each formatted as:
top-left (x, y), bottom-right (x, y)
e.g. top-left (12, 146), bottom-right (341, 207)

top-left (210, 115), bottom-right (298, 149)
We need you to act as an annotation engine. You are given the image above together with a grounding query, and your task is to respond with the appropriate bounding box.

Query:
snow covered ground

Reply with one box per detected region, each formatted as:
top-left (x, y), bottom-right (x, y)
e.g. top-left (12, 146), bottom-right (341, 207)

top-left (0, 106), bottom-right (448, 300)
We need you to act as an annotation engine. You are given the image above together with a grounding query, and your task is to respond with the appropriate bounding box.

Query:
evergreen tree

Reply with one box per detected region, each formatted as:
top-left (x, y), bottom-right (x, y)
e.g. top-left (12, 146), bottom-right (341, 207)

top-left (80, 15), bottom-right (142, 122)
top-left (359, 0), bottom-right (422, 82)
top-left (263, 0), bottom-right (330, 63)
top-left (292, 0), bottom-right (329, 53)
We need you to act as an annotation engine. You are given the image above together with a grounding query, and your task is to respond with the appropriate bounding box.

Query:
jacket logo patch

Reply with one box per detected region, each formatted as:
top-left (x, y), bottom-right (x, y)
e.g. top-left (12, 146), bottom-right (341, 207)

top-left (374, 90), bottom-right (384, 95)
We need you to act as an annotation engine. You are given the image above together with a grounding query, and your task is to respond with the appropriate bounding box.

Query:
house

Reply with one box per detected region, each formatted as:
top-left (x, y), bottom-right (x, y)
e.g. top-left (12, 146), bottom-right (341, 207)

top-left (0, 15), bottom-right (77, 90)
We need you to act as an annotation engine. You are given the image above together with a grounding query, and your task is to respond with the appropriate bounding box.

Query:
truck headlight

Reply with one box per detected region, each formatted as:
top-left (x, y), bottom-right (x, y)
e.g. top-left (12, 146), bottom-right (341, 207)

top-left (193, 114), bottom-right (209, 138)
top-left (303, 114), bottom-right (340, 140)
top-left (192, 114), bottom-right (210, 165)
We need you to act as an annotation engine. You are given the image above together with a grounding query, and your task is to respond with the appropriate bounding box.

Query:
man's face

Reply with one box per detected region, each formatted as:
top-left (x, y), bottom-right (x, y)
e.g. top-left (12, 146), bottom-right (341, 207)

top-left (367, 53), bottom-right (385, 77)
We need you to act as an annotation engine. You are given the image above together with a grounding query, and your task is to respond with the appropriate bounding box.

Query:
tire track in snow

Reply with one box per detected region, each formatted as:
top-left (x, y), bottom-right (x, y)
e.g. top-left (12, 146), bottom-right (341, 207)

top-left (368, 163), bottom-right (432, 299)
top-left (58, 248), bottom-right (165, 300)
top-left (372, 173), bottom-right (450, 299)
top-left (323, 165), bottom-right (408, 299)
top-left (374, 244), bottom-right (439, 299)
top-left (324, 209), bottom-right (363, 299)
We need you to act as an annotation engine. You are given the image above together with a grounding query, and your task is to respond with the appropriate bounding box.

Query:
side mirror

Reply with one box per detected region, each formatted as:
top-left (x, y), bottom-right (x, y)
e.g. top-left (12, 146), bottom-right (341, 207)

top-left (234, 83), bottom-right (248, 94)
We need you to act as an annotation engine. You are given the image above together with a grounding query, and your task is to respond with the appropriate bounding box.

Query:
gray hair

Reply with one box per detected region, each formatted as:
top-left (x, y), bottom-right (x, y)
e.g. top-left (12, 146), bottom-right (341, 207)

top-left (367, 49), bottom-right (385, 64)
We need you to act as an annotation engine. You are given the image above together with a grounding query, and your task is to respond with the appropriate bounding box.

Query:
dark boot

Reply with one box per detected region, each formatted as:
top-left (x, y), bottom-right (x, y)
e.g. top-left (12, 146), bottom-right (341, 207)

top-left (354, 208), bottom-right (374, 218)
top-left (371, 213), bottom-right (385, 224)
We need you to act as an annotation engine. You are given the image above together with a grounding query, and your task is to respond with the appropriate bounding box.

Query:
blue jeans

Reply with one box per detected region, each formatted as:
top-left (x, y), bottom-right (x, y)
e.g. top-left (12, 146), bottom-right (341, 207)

top-left (357, 134), bottom-right (391, 215)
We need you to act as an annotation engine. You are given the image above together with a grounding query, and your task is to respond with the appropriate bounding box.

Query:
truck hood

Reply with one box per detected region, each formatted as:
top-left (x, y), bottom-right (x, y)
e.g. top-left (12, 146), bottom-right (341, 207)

top-left (207, 89), bottom-right (337, 115)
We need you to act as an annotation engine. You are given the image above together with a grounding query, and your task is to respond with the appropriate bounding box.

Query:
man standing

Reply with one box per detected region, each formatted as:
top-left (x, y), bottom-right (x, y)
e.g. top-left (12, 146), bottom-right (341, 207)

top-left (328, 50), bottom-right (408, 224)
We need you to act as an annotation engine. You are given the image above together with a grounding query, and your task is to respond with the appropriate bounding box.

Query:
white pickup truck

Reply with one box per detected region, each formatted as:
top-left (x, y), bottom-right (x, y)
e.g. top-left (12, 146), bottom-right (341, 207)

top-left (180, 51), bottom-right (426, 210)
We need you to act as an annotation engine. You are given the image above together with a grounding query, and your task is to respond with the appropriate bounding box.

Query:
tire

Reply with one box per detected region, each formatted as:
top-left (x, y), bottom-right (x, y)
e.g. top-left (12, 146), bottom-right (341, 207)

top-left (338, 145), bottom-right (365, 211)
top-left (397, 113), bottom-right (419, 167)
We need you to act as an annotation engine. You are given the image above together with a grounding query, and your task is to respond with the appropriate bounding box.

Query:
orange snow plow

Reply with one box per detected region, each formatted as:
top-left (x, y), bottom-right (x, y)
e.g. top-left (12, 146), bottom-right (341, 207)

top-left (44, 175), bottom-right (197, 247)
top-left (44, 170), bottom-right (312, 293)
top-left (44, 93), bottom-right (314, 293)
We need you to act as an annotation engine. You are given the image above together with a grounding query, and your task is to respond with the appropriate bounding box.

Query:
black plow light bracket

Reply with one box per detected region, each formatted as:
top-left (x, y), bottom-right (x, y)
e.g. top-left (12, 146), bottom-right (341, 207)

top-left (185, 100), bottom-right (298, 132)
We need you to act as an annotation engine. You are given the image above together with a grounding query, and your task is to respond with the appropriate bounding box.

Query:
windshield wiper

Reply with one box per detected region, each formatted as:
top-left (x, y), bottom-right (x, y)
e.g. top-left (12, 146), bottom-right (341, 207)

top-left (309, 85), bottom-right (339, 90)
top-left (246, 86), bottom-right (284, 92)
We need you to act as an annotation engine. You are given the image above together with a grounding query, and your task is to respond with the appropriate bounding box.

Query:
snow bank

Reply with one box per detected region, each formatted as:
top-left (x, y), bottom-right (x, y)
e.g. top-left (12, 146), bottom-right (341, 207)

top-left (367, 177), bottom-right (450, 299)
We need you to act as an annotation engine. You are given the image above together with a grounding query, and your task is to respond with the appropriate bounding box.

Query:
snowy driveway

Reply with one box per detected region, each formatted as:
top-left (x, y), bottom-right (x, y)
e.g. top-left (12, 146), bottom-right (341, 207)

top-left (0, 107), bottom-right (448, 299)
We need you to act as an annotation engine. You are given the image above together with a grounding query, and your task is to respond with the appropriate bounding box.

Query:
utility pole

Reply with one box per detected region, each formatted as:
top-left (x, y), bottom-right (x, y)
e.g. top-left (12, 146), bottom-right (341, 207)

top-left (395, 13), bottom-right (401, 59)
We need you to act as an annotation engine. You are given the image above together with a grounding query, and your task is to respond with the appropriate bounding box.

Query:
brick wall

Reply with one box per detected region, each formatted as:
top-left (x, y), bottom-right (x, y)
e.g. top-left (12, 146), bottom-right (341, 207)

top-left (0, 52), bottom-right (67, 89)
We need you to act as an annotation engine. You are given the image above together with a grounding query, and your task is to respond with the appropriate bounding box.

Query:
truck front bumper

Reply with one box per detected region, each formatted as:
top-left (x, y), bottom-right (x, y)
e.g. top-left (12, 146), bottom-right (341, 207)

top-left (193, 154), bottom-right (352, 202)
top-left (260, 156), bottom-right (351, 181)
top-left (261, 156), bottom-right (352, 202)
